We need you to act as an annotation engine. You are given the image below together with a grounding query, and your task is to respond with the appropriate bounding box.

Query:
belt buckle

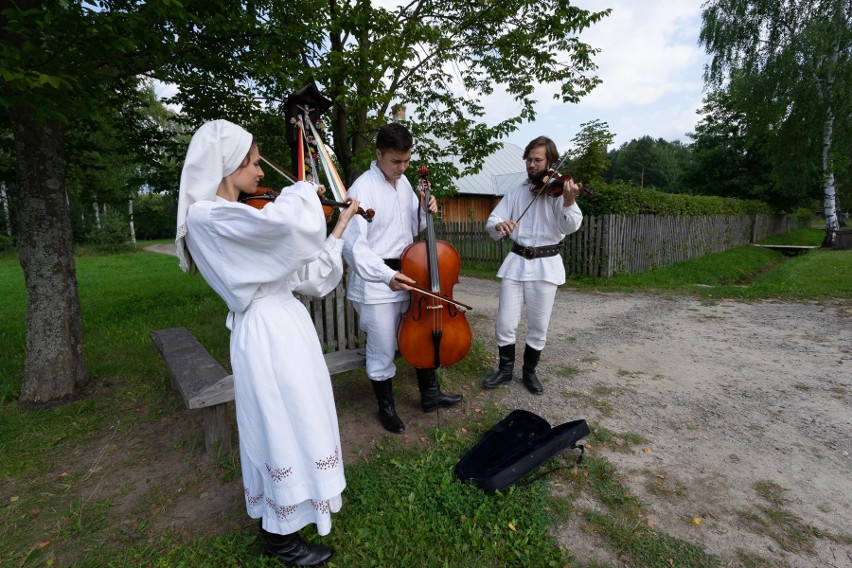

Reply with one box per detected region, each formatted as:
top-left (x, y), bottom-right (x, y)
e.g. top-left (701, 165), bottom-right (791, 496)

top-left (522, 246), bottom-right (537, 259)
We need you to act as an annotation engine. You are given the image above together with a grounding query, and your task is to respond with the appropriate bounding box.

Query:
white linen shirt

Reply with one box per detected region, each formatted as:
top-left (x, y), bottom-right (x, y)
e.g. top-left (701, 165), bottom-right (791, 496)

top-left (342, 162), bottom-right (426, 304)
top-left (186, 182), bottom-right (344, 314)
top-left (485, 182), bottom-right (583, 285)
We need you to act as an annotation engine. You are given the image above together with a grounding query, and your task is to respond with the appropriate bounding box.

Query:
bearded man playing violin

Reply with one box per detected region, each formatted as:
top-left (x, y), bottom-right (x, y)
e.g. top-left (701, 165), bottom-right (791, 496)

top-left (341, 123), bottom-right (463, 434)
top-left (483, 135), bottom-right (584, 394)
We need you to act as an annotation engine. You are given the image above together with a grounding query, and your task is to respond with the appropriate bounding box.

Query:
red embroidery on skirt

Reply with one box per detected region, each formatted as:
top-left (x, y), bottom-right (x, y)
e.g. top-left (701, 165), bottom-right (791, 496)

top-left (312, 500), bottom-right (331, 514)
top-left (244, 487), bottom-right (264, 506)
top-left (265, 463), bottom-right (293, 482)
top-left (266, 497), bottom-right (298, 520)
top-left (315, 446), bottom-right (340, 471)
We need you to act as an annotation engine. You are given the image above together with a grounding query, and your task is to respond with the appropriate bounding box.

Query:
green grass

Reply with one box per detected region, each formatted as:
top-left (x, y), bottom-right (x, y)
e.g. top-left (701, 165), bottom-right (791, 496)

top-left (461, 227), bottom-right (852, 301)
top-left (561, 227), bottom-right (852, 300)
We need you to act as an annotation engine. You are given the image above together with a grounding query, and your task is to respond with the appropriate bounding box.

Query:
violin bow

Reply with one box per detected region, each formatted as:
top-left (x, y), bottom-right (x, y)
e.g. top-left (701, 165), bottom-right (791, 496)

top-left (259, 155), bottom-right (299, 185)
top-left (299, 105), bottom-right (348, 204)
top-left (406, 284), bottom-right (473, 312)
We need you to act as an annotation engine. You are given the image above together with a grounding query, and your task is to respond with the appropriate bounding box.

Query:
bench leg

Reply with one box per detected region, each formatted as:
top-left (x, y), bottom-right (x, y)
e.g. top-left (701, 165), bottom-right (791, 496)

top-left (202, 404), bottom-right (232, 456)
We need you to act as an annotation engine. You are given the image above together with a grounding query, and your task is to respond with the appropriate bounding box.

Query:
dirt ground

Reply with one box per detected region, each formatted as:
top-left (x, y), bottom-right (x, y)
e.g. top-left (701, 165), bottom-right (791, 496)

top-left (40, 249), bottom-right (851, 567)
top-left (454, 276), bottom-right (852, 568)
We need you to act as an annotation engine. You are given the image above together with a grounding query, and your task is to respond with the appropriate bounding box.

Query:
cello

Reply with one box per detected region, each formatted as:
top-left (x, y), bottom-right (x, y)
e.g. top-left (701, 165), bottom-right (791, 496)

top-left (397, 165), bottom-right (472, 369)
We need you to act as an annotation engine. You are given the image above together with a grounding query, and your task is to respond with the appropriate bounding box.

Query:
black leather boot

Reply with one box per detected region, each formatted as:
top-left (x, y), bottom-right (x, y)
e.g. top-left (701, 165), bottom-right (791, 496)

top-left (416, 368), bottom-right (463, 412)
top-left (371, 379), bottom-right (405, 433)
top-left (259, 523), bottom-right (335, 567)
top-left (482, 344), bottom-right (515, 389)
top-left (522, 344), bottom-right (543, 394)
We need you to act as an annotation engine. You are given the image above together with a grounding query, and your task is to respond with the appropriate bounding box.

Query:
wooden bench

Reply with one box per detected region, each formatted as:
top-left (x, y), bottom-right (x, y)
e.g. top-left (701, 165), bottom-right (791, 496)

top-left (150, 326), bottom-right (366, 456)
top-left (752, 244), bottom-right (819, 256)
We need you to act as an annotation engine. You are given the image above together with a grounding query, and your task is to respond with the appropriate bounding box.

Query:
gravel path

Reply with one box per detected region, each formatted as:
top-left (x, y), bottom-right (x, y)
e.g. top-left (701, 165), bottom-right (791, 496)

top-left (457, 276), bottom-right (852, 567)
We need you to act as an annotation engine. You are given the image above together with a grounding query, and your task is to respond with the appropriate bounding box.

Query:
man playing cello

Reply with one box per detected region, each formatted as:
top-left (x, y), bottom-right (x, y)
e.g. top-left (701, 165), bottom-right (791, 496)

top-left (342, 123), bottom-right (463, 434)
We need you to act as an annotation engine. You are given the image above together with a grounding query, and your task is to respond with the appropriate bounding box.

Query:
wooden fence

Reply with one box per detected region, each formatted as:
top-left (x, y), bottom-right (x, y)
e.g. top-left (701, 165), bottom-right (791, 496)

top-left (299, 213), bottom-right (799, 349)
top-left (436, 213), bottom-right (801, 277)
top-left (297, 271), bottom-right (366, 353)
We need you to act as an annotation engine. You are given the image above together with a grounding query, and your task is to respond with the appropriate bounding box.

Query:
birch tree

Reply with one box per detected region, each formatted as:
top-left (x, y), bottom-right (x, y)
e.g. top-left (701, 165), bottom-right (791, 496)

top-left (700, 0), bottom-right (851, 246)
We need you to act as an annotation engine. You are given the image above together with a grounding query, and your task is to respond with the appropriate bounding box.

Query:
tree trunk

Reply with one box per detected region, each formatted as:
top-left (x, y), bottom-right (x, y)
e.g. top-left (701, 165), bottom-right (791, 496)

top-left (93, 197), bottom-right (101, 230)
top-left (820, 105), bottom-right (839, 248)
top-left (128, 197), bottom-right (136, 247)
top-left (1, 182), bottom-right (11, 236)
top-left (10, 108), bottom-right (88, 403)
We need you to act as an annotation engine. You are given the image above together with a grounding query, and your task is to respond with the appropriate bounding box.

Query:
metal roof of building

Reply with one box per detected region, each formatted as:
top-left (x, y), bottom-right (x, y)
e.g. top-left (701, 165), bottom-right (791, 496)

top-left (445, 143), bottom-right (527, 196)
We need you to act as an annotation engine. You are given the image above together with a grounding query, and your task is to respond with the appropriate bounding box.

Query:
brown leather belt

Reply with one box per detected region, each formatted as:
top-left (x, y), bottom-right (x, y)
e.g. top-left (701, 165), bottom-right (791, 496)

top-left (510, 241), bottom-right (563, 259)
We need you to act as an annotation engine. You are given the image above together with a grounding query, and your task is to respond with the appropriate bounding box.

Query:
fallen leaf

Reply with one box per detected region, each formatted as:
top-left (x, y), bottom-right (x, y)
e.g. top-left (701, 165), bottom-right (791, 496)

top-left (693, 517), bottom-right (703, 526)
top-left (614, 437), bottom-right (624, 446)
top-left (643, 448), bottom-right (652, 454)
top-left (37, 541), bottom-right (50, 549)
top-left (10, 496), bottom-right (18, 502)
top-left (508, 522), bottom-right (517, 532)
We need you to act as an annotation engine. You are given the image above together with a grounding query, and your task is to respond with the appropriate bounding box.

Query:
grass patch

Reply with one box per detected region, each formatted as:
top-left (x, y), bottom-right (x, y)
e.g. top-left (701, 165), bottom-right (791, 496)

top-left (733, 480), bottom-right (846, 554)
top-left (562, 386), bottom-right (615, 417)
top-left (553, 364), bottom-right (582, 379)
top-left (735, 547), bottom-right (784, 568)
top-left (556, 227), bottom-right (852, 301)
top-left (583, 509), bottom-right (720, 567)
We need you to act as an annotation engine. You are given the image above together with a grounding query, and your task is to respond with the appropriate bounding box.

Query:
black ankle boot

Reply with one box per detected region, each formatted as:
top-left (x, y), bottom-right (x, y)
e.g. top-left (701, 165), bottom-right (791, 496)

top-left (259, 524), bottom-right (335, 567)
top-left (371, 379), bottom-right (405, 433)
top-left (522, 344), bottom-right (543, 394)
top-left (416, 368), bottom-right (463, 412)
top-left (483, 344), bottom-right (515, 389)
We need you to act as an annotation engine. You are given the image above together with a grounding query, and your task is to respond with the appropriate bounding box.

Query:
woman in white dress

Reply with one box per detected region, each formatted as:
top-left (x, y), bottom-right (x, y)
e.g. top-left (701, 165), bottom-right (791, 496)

top-left (176, 120), bottom-right (358, 567)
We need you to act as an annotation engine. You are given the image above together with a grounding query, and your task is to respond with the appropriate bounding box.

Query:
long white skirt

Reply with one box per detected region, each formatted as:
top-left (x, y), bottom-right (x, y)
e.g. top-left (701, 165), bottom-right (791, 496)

top-left (229, 293), bottom-right (345, 536)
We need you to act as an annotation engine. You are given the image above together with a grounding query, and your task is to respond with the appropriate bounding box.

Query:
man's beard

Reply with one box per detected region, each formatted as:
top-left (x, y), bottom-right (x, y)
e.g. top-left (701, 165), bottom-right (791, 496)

top-left (527, 168), bottom-right (547, 183)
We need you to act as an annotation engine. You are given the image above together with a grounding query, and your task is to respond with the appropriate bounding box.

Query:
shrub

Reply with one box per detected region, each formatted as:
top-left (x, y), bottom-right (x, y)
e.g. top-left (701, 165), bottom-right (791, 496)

top-left (133, 192), bottom-right (177, 240)
top-left (578, 181), bottom-right (774, 217)
top-left (80, 207), bottom-right (131, 251)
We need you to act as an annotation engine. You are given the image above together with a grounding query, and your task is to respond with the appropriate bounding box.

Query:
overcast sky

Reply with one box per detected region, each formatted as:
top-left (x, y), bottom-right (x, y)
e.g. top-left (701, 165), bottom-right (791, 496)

top-left (497, 0), bottom-right (711, 153)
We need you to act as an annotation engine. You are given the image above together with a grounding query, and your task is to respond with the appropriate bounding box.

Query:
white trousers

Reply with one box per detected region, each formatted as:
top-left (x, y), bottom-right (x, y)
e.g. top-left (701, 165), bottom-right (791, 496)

top-left (352, 300), bottom-right (408, 381)
top-left (495, 278), bottom-right (558, 351)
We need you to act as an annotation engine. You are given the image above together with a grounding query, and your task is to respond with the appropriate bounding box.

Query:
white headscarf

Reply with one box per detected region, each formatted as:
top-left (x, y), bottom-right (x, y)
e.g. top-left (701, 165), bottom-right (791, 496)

top-left (175, 119), bottom-right (254, 272)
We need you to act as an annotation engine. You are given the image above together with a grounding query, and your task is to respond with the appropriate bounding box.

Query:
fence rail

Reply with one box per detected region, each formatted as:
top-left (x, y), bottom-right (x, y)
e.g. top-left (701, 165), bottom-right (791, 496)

top-left (436, 213), bottom-right (800, 277)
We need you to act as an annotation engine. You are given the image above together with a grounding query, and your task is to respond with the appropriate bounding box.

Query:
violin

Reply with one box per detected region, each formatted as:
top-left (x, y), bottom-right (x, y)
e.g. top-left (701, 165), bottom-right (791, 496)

top-left (238, 187), bottom-right (374, 222)
top-left (321, 198), bottom-right (375, 222)
top-left (397, 165), bottom-right (472, 369)
top-left (530, 169), bottom-right (595, 199)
